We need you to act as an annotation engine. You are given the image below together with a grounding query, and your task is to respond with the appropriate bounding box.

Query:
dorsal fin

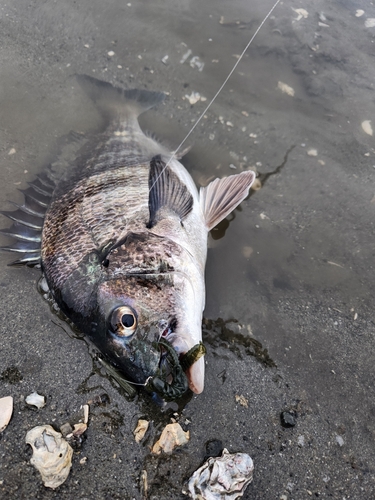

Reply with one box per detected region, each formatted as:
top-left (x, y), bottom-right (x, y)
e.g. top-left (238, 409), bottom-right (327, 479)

top-left (148, 155), bottom-right (193, 229)
top-left (199, 170), bottom-right (256, 231)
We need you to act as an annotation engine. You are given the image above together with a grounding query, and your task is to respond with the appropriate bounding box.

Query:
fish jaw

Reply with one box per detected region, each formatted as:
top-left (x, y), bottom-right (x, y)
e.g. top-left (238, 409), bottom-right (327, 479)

top-left (187, 356), bottom-right (205, 394)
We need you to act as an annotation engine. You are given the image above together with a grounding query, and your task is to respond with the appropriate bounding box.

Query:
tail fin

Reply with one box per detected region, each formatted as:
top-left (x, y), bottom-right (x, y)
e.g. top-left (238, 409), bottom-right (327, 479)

top-left (75, 75), bottom-right (166, 121)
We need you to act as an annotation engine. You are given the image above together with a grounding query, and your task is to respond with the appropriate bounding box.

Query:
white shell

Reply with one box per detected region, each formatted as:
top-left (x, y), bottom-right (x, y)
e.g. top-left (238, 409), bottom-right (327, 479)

top-left (307, 149), bottom-right (318, 157)
top-left (361, 120), bottom-right (373, 136)
top-left (25, 425), bottom-right (73, 489)
top-left (277, 81), bottom-right (295, 97)
top-left (188, 448), bottom-right (254, 500)
top-left (25, 392), bottom-right (46, 409)
top-left (0, 396), bottom-right (13, 433)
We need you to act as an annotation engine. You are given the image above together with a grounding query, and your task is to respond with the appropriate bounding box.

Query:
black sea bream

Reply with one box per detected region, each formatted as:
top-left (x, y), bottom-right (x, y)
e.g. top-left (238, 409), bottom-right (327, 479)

top-left (1, 76), bottom-right (255, 400)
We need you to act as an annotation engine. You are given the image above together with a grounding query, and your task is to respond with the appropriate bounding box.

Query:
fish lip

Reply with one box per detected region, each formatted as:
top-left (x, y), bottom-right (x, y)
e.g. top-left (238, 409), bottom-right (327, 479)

top-left (162, 333), bottom-right (205, 394)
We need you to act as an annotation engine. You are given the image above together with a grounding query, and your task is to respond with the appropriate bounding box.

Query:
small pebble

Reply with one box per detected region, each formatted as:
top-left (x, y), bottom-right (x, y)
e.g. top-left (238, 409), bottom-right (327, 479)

top-left (8, 148), bottom-right (16, 155)
top-left (204, 439), bottom-right (223, 459)
top-left (307, 149), bottom-right (318, 156)
top-left (280, 411), bottom-right (296, 428)
top-left (107, 51), bottom-right (115, 57)
top-left (336, 435), bottom-right (344, 447)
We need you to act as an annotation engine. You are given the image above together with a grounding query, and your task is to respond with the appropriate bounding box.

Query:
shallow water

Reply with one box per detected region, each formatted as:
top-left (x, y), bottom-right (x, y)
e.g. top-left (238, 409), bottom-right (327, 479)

top-left (1, 1), bottom-right (375, 498)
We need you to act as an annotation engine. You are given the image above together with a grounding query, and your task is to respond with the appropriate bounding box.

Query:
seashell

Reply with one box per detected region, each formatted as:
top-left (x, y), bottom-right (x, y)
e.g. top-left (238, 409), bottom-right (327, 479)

top-left (0, 396), bottom-right (13, 433)
top-left (82, 404), bottom-right (89, 424)
top-left (25, 392), bottom-right (46, 409)
top-left (277, 81), bottom-right (295, 97)
top-left (152, 422), bottom-right (189, 454)
top-left (133, 419), bottom-right (149, 443)
top-left (25, 425), bottom-right (73, 489)
top-left (188, 448), bottom-right (254, 500)
top-left (72, 422), bottom-right (87, 437)
top-left (185, 92), bottom-right (203, 105)
top-left (291, 8), bottom-right (309, 21)
top-left (307, 149), bottom-right (318, 156)
top-left (361, 120), bottom-right (373, 136)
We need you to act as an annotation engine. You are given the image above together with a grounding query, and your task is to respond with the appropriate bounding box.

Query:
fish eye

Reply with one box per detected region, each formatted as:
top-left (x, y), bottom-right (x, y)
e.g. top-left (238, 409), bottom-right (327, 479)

top-left (121, 314), bottom-right (135, 328)
top-left (110, 306), bottom-right (137, 337)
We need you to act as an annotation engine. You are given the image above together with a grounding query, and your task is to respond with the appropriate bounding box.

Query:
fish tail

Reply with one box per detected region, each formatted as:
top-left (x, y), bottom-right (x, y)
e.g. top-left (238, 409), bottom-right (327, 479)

top-left (75, 75), bottom-right (166, 121)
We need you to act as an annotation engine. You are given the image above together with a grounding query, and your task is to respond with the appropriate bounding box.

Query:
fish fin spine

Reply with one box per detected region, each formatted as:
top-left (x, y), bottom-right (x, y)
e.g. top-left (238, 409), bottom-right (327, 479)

top-left (148, 155), bottom-right (193, 229)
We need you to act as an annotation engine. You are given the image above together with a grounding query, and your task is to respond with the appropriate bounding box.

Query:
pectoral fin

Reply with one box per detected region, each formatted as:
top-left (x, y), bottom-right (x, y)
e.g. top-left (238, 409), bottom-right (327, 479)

top-left (200, 170), bottom-right (256, 231)
top-left (148, 155), bottom-right (193, 228)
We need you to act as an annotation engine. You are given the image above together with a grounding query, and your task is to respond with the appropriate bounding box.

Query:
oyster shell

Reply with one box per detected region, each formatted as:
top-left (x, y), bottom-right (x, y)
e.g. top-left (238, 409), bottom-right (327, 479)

top-left (25, 425), bottom-right (73, 489)
top-left (0, 396), bottom-right (13, 432)
top-left (188, 448), bottom-right (254, 500)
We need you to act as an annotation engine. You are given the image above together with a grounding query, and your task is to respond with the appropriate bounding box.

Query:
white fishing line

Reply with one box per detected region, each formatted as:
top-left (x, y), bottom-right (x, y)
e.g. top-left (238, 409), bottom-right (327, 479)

top-left (149, 0), bottom-right (282, 192)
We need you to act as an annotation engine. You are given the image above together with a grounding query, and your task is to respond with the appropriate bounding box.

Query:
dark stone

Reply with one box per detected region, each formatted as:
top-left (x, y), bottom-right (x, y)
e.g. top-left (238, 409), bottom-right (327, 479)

top-left (280, 411), bottom-right (296, 428)
top-left (204, 439), bottom-right (223, 459)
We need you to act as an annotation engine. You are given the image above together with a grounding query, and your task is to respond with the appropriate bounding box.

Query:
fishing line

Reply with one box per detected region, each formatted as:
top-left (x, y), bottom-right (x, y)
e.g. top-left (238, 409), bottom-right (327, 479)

top-left (149, 0), bottom-right (282, 192)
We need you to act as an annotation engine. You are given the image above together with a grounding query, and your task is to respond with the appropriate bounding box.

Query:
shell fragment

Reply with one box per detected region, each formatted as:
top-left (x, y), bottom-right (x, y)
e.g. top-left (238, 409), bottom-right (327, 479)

top-left (361, 120), bottom-right (373, 136)
top-left (134, 419), bottom-right (149, 443)
top-left (0, 396), bottom-right (13, 432)
top-left (292, 8), bottom-right (309, 21)
top-left (277, 81), bottom-right (295, 97)
top-left (25, 392), bottom-right (46, 409)
top-left (152, 422), bottom-right (189, 454)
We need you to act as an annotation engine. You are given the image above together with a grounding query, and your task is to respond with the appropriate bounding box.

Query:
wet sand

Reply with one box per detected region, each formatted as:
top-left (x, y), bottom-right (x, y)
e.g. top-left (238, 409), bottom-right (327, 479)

top-left (1, 1), bottom-right (375, 498)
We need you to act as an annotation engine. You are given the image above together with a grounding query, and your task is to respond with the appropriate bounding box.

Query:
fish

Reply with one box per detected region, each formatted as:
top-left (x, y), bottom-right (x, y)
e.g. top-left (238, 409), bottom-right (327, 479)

top-left (0, 75), bottom-right (255, 400)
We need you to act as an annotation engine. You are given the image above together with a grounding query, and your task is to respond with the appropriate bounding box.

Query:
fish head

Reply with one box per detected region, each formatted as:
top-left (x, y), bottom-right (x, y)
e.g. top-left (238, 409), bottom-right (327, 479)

top-left (96, 270), bottom-right (205, 400)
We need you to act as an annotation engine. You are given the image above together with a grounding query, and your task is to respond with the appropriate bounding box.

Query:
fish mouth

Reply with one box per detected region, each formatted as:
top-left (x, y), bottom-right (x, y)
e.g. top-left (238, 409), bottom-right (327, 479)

top-left (149, 336), bottom-right (206, 400)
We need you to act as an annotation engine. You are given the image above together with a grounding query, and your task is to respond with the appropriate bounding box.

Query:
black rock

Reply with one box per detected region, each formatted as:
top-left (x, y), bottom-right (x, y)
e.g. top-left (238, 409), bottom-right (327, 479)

top-left (205, 439), bottom-right (224, 459)
top-left (280, 411), bottom-right (296, 428)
